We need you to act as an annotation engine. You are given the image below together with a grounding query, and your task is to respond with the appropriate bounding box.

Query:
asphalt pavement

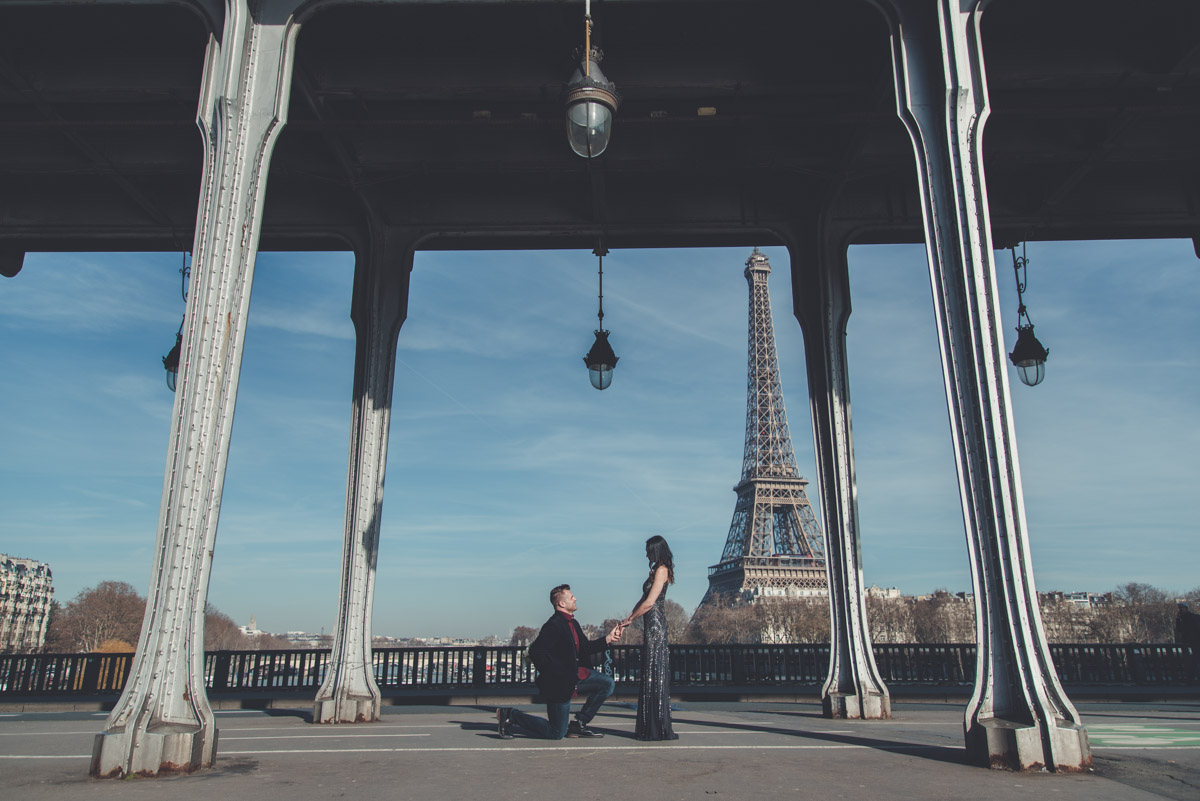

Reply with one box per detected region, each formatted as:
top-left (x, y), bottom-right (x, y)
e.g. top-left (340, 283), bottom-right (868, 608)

top-left (1, 700), bottom-right (1197, 800)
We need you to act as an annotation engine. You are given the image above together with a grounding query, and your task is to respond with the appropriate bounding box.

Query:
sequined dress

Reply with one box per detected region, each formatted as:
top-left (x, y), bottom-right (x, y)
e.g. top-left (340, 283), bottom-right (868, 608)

top-left (635, 572), bottom-right (678, 740)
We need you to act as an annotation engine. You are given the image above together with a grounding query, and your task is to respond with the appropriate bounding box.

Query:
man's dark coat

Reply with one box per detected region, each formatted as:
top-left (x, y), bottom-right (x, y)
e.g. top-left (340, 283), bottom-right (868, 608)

top-left (528, 612), bottom-right (607, 703)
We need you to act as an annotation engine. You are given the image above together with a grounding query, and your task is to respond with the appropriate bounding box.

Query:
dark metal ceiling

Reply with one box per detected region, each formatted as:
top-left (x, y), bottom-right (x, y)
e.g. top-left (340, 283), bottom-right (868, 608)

top-left (0, 0), bottom-right (1197, 254)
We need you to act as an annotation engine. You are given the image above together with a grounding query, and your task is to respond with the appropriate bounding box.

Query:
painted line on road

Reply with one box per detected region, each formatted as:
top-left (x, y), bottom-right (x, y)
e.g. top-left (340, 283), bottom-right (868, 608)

top-left (0, 755), bottom-right (93, 759)
top-left (0, 745), bottom-right (943, 759)
top-left (4, 745), bottom-right (1199, 761)
top-left (221, 733), bottom-right (430, 741)
top-left (0, 731), bottom-right (100, 736)
top-left (222, 744), bottom-right (949, 754)
top-left (225, 724), bottom-right (458, 732)
top-left (0, 724), bottom-right (459, 736)
top-left (1092, 746), bottom-right (1200, 751)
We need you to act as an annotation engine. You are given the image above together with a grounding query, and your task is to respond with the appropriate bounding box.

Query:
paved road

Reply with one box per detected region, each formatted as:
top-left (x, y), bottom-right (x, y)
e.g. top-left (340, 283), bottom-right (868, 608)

top-left (1, 701), bottom-right (1197, 800)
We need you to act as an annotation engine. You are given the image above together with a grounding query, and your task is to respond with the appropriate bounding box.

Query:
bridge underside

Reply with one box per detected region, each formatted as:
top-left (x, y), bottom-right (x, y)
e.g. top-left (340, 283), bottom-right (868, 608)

top-left (1, 0), bottom-right (1198, 256)
top-left (3, 0), bottom-right (1196, 781)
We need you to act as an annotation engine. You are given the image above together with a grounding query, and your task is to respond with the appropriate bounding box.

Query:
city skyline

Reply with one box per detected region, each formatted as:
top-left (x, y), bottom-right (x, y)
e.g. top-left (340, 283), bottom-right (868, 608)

top-left (2, 240), bottom-right (1196, 638)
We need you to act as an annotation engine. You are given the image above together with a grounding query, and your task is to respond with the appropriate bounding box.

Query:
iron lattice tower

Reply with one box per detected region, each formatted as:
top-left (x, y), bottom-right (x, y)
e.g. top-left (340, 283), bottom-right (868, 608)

top-left (702, 248), bottom-right (827, 605)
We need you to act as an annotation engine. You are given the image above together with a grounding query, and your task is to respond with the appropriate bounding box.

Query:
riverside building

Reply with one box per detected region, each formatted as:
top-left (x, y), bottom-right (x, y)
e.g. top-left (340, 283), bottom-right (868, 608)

top-left (0, 554), bottom-right (54, 652)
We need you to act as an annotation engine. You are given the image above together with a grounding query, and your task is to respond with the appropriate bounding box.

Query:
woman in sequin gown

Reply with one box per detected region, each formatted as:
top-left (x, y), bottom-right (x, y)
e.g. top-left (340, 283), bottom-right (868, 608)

top-left (621, 536), bottom-right (678, 741)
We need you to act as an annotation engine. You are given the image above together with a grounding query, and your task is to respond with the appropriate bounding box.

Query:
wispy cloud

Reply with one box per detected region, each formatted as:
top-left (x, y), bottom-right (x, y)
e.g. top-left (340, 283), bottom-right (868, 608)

top-left (4, 242), bottom-right (1196, 633)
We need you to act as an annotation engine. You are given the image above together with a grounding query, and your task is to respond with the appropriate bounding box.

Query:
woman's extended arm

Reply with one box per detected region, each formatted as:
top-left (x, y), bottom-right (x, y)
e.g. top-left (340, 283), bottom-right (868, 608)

top-left (621, 565), bottom-right (669, 627)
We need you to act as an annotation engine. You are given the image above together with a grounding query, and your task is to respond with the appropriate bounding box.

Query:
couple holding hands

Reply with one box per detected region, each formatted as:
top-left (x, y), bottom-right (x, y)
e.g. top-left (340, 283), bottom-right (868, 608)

top-left (496, 535), bottom-right (678, 741)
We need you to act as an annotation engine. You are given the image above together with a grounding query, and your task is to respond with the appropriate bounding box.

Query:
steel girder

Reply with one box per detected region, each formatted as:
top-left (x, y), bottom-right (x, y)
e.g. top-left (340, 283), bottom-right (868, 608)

top-left (313, 226), bottom-right (414, 724)
top-left (787, 220), bottom-right (892, 721)
top-left (90, 0), bottom-right (305, 778)
top-left (868, 0), bottom-right (1090, 771)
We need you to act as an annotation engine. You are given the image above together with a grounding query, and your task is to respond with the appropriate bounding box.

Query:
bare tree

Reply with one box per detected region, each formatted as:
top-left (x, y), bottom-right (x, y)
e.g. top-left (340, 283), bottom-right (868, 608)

top-left (510, 626), bottom-right (539, 647)
top-left (204, 605), bottom-right (252, 651)
top-left (1039, 597), bottom-right (1092, 643)
top-left (689, 597), bottom-right (762, 644)
top-left (662, 600), bottom-right (693, 644)
top-left (46, 581), bottom-right (146, 652)
top-left (580, 623), bottom-right (604, 640)
top-left (1111, 583), bottom-right (1176, 641)
top-left (911, 591), bottom-right (975, 644)
top-left (753, 599), bottom-right (829, 643)
top-left (249, 632), bottom-right (296, 650)
top-left (689, 597), bottom-right (735, 644)
top-left (41, 600), bottom-right (69, 652)
top-left (867, 596), bottom-right (914, 644)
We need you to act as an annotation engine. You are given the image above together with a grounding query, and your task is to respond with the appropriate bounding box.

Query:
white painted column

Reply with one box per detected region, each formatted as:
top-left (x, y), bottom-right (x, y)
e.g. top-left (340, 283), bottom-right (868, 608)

top-left (314, 227), bottom-right (415, 724)
top-left (91, 0), bottom-right (302, 777)
top-left (870, 0), bottom-right (1090, 770)
top-left (786, 225), bottom-right (891, 720)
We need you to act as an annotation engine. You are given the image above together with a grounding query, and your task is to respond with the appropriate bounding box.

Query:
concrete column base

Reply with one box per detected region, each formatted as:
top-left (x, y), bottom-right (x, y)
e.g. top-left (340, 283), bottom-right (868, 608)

top-left (90, 722), bottom-right (216, 778)
top-left (313, 693), bottom-right (381, 724)
top-left (822, 690), bottom-right (891, 720)
top-left (966, 718), bottom-right (1092, 772)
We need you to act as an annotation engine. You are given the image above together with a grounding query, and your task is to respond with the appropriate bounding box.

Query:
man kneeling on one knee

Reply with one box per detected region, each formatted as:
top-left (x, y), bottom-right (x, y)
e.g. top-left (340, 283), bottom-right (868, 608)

top-left (497, 584), bottom-right (623, 739)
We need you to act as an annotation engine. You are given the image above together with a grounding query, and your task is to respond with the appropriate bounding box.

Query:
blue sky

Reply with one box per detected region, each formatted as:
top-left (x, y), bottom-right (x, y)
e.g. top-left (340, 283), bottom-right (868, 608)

top-left (1, 240), bottom-right (1197, 639)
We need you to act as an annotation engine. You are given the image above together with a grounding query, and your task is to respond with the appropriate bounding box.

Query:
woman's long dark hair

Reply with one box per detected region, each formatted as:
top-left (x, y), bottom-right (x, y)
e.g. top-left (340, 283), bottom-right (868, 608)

top-left (645, 535), bottom-right (675, 584)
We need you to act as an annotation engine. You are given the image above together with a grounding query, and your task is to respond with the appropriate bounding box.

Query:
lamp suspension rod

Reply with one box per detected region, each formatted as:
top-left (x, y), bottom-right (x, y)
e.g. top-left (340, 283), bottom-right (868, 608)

top-left (1011, 242), bottom-right (1030, 322)
top-left (584, 1), bottom-right (592, 78)
top-left (597, 251), bottom-right (604, 326)
top-left (180, 250), bottom-right (191, 303)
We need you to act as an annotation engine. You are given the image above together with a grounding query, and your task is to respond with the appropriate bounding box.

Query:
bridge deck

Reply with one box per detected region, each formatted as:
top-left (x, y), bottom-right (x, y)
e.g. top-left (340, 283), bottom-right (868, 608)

top-left (2, 701), bottom-right (1196, 800)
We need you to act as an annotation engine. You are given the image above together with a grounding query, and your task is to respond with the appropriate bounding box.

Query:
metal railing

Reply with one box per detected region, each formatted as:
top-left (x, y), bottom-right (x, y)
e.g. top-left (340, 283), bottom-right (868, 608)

top-left (1, 643), bottom-right (1194, 697)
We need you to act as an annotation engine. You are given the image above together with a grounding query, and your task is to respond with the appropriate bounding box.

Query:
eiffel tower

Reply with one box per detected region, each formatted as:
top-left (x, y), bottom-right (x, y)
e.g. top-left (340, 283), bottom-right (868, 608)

top-left (701, 248), bottom-right (827, 605)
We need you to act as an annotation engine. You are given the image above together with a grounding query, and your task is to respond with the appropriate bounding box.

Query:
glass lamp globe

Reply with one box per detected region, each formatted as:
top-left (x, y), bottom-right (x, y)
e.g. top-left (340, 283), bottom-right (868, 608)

top-left (163, 332), bottom-right (181, 393)
top-left (583, 330), bottom-right (619, 391)
top-left (567, 99), bottom-right (613, 158)
top-left (1009, 325), bottom-right (1048, 387)
top-left (564, 55), bottom-right (618, 159)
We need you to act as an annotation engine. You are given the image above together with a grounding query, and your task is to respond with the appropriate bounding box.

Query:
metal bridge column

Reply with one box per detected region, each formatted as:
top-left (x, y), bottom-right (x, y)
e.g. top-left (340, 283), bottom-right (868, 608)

top-left (90, 0), bottom-right (302, 777)
top-left (871, 0), bottom-right (1090, 770)
top-left (786, 225), bottom-right (891, 720)
top-left (313, 227), bottom-right (414, 723)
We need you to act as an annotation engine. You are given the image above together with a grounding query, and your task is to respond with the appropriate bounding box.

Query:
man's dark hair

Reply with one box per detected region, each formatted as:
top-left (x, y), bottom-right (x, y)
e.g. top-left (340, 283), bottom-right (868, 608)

top-left (550, 584), bottom-right (571, 607)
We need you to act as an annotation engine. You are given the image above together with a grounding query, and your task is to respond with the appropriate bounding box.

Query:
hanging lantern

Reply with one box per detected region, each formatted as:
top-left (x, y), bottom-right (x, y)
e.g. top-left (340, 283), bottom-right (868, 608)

top-left (564, 1), bottom-right (619, 158)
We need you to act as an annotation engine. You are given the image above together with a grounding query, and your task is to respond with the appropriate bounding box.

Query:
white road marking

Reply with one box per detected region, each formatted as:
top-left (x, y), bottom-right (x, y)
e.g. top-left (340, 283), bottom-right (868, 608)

top-left (224, 744), bottom-right (951, 754)
top-left (2, 744), bottom-right (1197, 761)
top-left (220, 724), bottom-right (458, 733)
top-left (0, 754), bottom-right (92, 759)
top-left (220, 733), bottom-right (430, 741)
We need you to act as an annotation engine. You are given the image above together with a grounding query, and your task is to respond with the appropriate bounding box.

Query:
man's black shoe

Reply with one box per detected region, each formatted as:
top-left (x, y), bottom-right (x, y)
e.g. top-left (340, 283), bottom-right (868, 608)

top-left (496, 707), bottom-right (514, 739)
top-left (567, 720), bottom-right (603, 738)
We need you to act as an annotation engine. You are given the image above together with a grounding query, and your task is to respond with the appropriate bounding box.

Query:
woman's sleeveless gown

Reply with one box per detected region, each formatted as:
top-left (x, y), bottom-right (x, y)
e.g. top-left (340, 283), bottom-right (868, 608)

top-left (635, 574), bottom-right (678, 740)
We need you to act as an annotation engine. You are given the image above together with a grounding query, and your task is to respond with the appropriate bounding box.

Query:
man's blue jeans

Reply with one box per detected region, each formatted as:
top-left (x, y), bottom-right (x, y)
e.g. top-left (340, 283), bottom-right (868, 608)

top-left (509, 669), bottom-right (615, 739)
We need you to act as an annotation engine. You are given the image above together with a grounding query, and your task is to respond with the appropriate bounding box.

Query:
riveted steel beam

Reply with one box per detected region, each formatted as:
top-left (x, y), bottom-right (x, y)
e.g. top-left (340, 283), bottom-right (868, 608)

top-left (314, 225), bottom-right (414, 724)
top-left (90, 0), bottom-right (304, 777)
top-left (870, 0), bottom-right (1090, 771)
top-left (785, 221), bottom-right (891, 721)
